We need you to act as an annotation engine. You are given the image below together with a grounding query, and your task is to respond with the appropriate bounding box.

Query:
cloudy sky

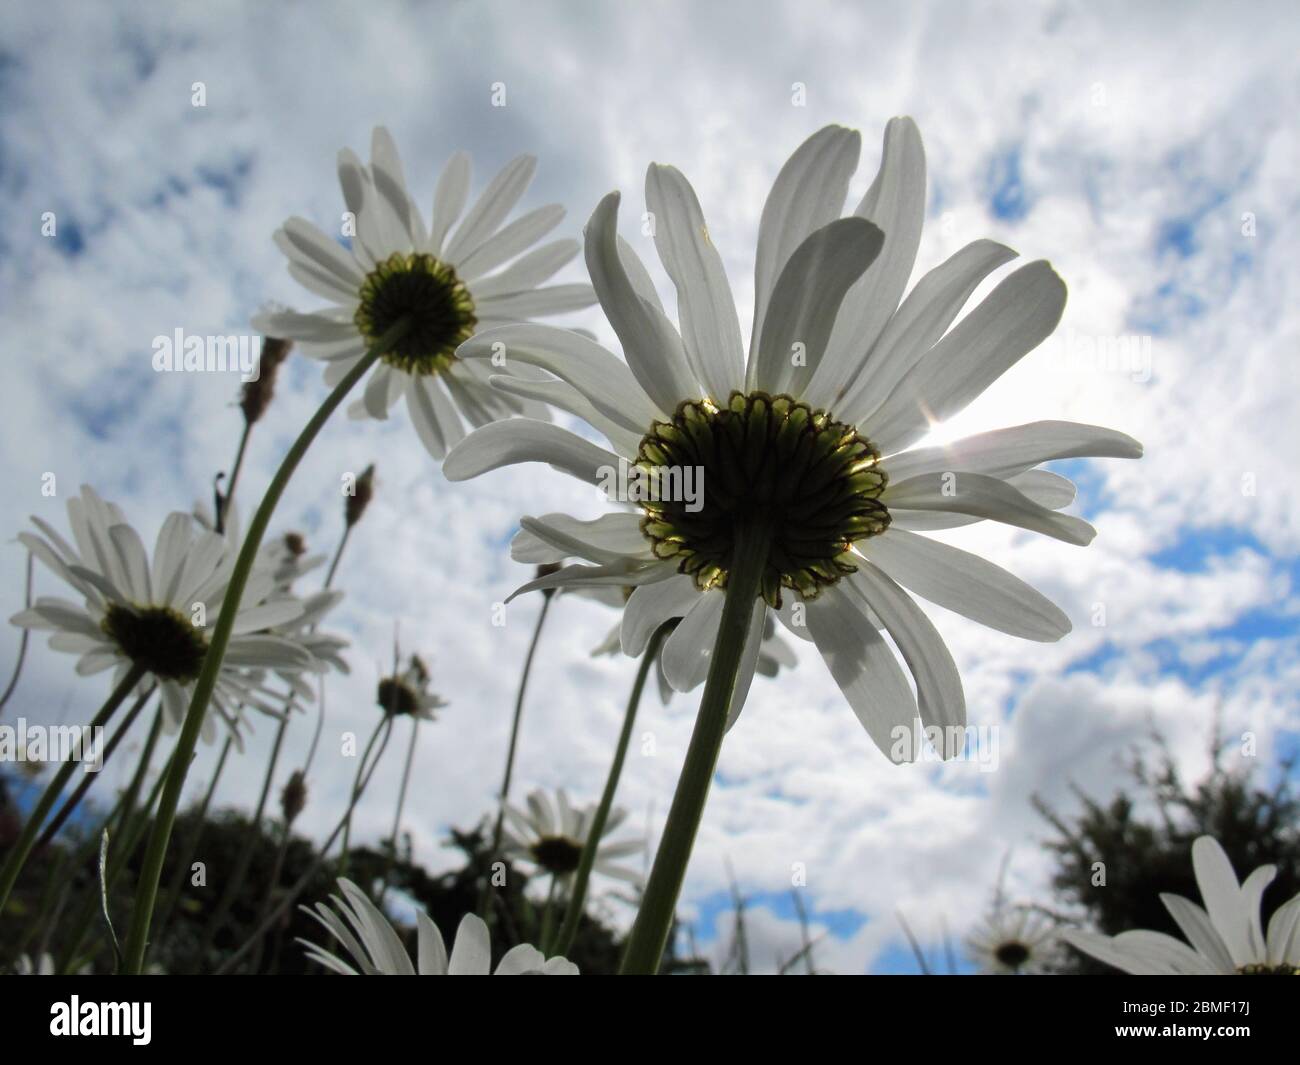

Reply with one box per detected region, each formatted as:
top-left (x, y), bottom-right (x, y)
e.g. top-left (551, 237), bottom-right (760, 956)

top-left (2, 0), bottom-right (1297, 973)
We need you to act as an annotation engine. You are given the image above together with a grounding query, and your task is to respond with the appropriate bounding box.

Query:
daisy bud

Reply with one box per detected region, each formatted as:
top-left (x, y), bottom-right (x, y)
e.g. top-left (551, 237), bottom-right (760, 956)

top-left (345, 464), bottom-right (376, 528)
top-left (239, 336), bottom-right (293, 426)
top-left (280, 770), bottom-right (308, 824)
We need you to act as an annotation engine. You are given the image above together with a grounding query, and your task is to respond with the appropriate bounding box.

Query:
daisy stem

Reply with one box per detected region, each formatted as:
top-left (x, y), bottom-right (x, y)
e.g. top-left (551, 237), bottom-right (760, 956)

top-left (379, 716), bottom-right (420, 903)
top-left (0, 552), bottom-right (34, 718)
top-left (337, 708), bottom-right (393, 879)
top-left (216, 421), bottom-right (252, 534)
top-left (553, 623), bottom-right (668, 958)
top-left (120, 320), bottom-right (410, 975)
top-left (539, 874), bottom-right (559, 950)
top-left (198, 702), bottom-right (290, 954)
top-left (478, 591), bottom-right (555, 920)
top-left (323, 524), bottom-right (352, 589)
top-left (619, 521), bottom-right (770, 975)
top-left (36, 684), bottom-right (157, 849)
top-left (155, 733), bottom-right (233, 938)
top-left (0, 662), bottom-right (146, 915)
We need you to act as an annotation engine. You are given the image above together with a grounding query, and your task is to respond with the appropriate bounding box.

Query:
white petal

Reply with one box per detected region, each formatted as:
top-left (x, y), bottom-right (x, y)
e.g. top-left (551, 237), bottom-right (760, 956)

top-left (1160, 894), bottom-right (1235, 971)
top-left (475, 284), bottom-right (597, 320)
top-left (750, 217), bottom-right (884, 397)
top-left (280, 217), bottom-right (365, 286)
top-left (416, 911), bottom-right (449, 975)
top-left (443, 419), bottom-right (620, 487)
top-left (882, 472), bottom-right (1095, 546)
top-left (487, 375), bottom-right (642, 457)
top-left (428, 151), bottom-right (472, 255)
top-left (445, 155), bottom-right (537, 264)
top-left (494, 944), bottom-right (547, 975)
top-left (832, 239), bottom-right (1015, 420)
top-left (724, 599), bottom-right (767, 730)
top-left (645, 163), bottom-right (745, 399)
top-left (584, 192), bottom-right (699, 412)
top-left (805, 584), bottom-right (918, 762)
top-left (1265, 895), bottom-right (1300, 965)
top-left (470, 239), bottom-right (580, 299)
top-left (813, 117), bottom-right (927, 408)
top-left (882, 420), bottom-right (1144, 481)
top-left (751, 125), bottom-right (861, 354)
top-left (848, 563), bottom-right (965, 748)
top-left (108, 524), bottom-right (152, 603)
top-left (661, 591), bottom-right (724, 691)
top-left (864, 528), bottom-right (1071, 641)
top-left (512, 512), bottom-right (650, 565)
top-left (459, 323), bottom-right (661, 431)
top-left (1191, 836), bottom-right (1254, 967)
top-left (864, 261), bottom-right (1068, 453)
top-left (622, 575), bottom-right (699, 655)
top-left (458, 204), bottom-right (565, 281)
top-left (507, 559), bottom-right (677, 600)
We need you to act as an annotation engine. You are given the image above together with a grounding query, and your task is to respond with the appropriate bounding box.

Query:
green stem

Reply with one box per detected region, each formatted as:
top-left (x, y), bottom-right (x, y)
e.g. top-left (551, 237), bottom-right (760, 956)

top-left (554, 624), bottom-right (666, 958)
top-left (538, 874), bottom-right (559, 951)
top-left (380, 716), bottom-right (420, 902)
top-left (338, 711), bottom-right (393, 878)
top-left (216, 421), bottom-right (252, 534)
top-left (619, 521), bottom-right (769, 974)
top-left (323, 524), bottom-right (352, 590)
top-left (0, 663), bottom-right (146, 914)
top-left (199, 706), bottom-right (289, 954)
top-left (36, 685), bottom-right (155, 849)
top-left (121, 321), bottom-right (409, 975)
top-left (478, 592), bottom-right (553, 919)
top-left (155, 734), bottom-right (232, 938)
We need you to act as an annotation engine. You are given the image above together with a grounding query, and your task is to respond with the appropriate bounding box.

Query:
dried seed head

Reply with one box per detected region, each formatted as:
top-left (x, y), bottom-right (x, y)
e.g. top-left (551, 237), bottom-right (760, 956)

top-left (345, 464), bottom-right (376, 528)
top-left (240, 336), bottom-right (294, 425)
top-left (283, 531), bottom-right (307, 557)
top-left (280, 769), bottom-right (308, 823)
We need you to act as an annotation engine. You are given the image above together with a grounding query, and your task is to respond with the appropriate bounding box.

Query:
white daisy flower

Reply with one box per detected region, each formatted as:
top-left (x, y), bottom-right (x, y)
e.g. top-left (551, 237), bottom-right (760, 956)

top-left (445, 118), bottom-right (1143, 761)
top-left (376, 654), bottom-right (446, 721)
top-left (1062, 835), bottom-right (1300, 975)
top-left (502, 787), bottom-right (643, 889)
top-left (253, 126), bottom-right (597, 460)
top-left (967, 906), bottom-right (1059, 974)
top-left (10, 486), bottom-right (315, 746)
top-left (300, 877), bottom-right (578, 975)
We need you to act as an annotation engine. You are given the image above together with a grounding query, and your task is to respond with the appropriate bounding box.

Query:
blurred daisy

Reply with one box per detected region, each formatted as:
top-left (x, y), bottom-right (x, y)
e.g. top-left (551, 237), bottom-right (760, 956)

top-left (967, 907), bottom-right (1058, 974)
top-left (376, 654), bottom-right (446, 721)
top-left (12, 952), bottom-right (55, 975)
top-left (300, 877), bottom-right (577, 975)
top-left (445, 118), bottom-right (1143, 761)
top-left (502, 787), bottom-right (642, 889)
top-left (11, 486), bottom-right (314, 746)
top-left (1062, 835), bottom-right (1300, 975)
top-left (254, 126), bottom-right (597, 460)
top-left (561, 579), bottom-right (798, 704)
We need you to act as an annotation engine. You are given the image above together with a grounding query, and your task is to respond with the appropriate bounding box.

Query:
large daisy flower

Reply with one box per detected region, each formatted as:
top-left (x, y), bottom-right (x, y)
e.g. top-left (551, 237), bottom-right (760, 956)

top-left (300, 877), bottom-right (577, 975)
top-left (445, 118), bottom-right (1143, 761)
top-left (253, 127), bottom-right (597, 460)
top-left (1062, 836), bottom-right (1300, 975)
top-left (966, 906), bottom-right (1059, 974)
top-left (502, 787), bottom-right (642, 889)
top-left (11, 486), bottom-right (315, 745)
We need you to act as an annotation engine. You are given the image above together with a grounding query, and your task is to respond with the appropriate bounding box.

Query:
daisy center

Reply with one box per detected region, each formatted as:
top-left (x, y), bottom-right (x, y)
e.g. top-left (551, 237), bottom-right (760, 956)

top-left (995, 941), bottom-right (1031, 969)
top-left (101, 603), bottom-right (208, 683)
top-left (1236, 963), bottom-right (1300, 975)
top-left (638, 391), bottom-right (889, 607)
top-left (354, 252), bottom-right (476, 376)
top-left (376, 677), bottom-right (421, 716)
top-left (530, 835), bottom-right (584, 875)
